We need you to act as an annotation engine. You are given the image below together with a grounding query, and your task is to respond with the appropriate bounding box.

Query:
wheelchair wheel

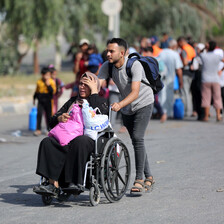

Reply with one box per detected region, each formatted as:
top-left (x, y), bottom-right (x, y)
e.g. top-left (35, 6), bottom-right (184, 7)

top-left (89, 183), bottom-right (100, 206)
top-left (100, 137), bottom-right (131, 203)
top-left (42, 195), bottom-right (53, 205)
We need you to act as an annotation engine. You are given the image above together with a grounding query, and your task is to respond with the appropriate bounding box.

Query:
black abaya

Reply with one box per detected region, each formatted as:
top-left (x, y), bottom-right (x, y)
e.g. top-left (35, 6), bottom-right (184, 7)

top-left (35, 94), bottom-right (108, 185)
top-left (36, 135), bottom-right (94, 185)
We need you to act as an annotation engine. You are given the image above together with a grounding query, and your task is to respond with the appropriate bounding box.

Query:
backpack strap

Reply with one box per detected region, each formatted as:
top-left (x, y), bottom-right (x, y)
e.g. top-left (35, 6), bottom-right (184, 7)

top-left (126, 53), bottom-right (141, 78)
top-left (108, 63), bottom-right (113, 78)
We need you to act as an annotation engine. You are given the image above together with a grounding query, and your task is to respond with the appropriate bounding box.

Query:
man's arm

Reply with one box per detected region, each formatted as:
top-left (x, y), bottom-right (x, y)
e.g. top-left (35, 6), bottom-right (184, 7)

top-left (176, 68), bottom-right (183, 89)
top-left (99, 78), bottom-right (105, 86)
top-left (181, 50), bottom-right (188, 66)
top-left (73, 52), bottom-right (82, 74)
top-left (111, 81), bottom-right (140, 112)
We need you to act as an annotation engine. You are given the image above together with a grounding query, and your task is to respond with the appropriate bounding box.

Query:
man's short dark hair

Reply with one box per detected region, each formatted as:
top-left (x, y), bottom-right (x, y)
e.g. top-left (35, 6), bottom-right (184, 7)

top-left (208, 40), bottom-right (216, 52)
top-left (177, 36), bottom-right (185, 43)
top-left (41, 67), bottom-right (50, 75)
top-left (142, 46), bottom-right (153, 53)
top-left (107, 38), bottom-right (128, 52)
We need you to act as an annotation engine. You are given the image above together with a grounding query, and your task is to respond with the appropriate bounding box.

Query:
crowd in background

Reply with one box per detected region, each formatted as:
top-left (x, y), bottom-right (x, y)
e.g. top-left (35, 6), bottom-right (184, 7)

top-left (33, 34), bottom-right (224, 135)
top-left (127, 34), bottom-right (224, 123)
top-left (70, 35), bottom-right (224, 124)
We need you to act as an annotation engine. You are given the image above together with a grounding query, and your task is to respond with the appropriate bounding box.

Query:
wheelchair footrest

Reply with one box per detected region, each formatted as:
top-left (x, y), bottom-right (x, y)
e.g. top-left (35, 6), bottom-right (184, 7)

top-left (33, 186), bottom-right (55, 197)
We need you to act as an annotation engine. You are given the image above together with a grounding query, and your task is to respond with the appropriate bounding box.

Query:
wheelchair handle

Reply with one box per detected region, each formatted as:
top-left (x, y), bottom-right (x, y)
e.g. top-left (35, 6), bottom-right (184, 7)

top-left (109, 105), bottom-right (112, 123)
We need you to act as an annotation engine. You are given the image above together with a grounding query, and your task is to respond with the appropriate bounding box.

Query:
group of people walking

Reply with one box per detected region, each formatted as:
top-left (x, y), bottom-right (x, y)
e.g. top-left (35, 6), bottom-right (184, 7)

top-left (137, 35), bottom-right (224, 122)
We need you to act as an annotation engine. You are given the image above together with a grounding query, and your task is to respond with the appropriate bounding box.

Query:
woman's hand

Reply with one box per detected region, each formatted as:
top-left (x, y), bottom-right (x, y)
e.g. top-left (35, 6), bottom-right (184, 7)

top-left (75, 52), bottom-right (82, 61)
top-left (82, 77), bottom-right (98, 94)
top-left (58, 113), bottom-right (70, 123)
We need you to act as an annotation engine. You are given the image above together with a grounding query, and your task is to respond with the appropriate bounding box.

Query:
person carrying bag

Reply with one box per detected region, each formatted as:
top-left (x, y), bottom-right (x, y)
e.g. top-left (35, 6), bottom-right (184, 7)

top-left (48, 103), bottom-right (84, 146)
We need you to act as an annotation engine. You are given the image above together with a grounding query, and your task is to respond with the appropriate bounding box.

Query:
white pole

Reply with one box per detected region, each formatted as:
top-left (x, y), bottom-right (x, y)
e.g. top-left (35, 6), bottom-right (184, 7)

top-left (108, 15), bottom-right (114, 39)
top-left (114, 12), bottom-right (120, 38)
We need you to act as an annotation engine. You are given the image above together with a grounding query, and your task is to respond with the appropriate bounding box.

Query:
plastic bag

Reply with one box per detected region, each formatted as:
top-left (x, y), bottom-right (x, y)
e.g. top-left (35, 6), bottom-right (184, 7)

top-left (48, 104), bottom-right (84, 146)
top-left (82, 99), bottom-right (109, 140)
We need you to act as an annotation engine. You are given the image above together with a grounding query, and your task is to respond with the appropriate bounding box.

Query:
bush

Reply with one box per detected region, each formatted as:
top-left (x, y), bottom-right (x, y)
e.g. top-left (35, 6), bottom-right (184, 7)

top-left (0, 42), bottom-right (18, 75)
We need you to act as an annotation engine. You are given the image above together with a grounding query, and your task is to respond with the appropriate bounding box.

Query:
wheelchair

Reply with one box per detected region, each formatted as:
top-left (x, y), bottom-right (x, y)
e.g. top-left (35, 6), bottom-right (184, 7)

top-left (35, 125), bottom-right (131, 206)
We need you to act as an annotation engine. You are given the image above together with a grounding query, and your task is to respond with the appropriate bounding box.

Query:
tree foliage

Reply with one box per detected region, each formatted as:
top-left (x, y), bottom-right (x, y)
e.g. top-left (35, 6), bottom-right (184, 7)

top-left (0, 0), bottom-right (65, 74)
top-left (120, 0), bottom-right (203, 44)
top-left (0, 0), bottom-right (223, 75)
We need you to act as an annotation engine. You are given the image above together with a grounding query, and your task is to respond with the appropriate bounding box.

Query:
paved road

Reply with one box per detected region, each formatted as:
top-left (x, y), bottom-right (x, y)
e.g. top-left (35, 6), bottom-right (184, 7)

top-left (0, 114), bottom-right (224, 224)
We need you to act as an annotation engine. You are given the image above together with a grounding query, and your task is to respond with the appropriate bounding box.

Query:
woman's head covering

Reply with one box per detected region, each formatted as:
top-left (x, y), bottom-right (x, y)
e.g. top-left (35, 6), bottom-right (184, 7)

top-left (80, 72), bottom-right (101, 92)
top-left (70, 72), bottom-right (101, 110)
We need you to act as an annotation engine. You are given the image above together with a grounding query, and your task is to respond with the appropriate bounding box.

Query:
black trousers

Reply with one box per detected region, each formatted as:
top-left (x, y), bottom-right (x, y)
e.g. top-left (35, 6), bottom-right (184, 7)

top-left (190, 70), bottom-right (204, 120)
top-left (36, 135), bottom-right (95, 186)
top-left (37, 100), bottom-right (52, 130)
top-left (221, 87), bottom-right (224, 111)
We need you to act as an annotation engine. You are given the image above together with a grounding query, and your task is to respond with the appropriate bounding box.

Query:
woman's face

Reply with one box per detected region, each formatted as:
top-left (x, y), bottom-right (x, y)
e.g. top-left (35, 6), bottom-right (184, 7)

top-left (79, 78), bottom-right (91, 98)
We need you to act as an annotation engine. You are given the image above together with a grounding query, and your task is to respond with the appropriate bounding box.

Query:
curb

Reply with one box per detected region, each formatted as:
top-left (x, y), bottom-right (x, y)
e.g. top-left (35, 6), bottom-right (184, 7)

top-left (0, 102), bottom-right (32, 115)
top-left (0, 91), bottom-right (71, 116)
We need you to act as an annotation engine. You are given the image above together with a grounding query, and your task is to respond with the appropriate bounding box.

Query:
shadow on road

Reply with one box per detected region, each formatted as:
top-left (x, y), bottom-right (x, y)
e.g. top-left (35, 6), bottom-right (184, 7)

top-left (0, 184), bottom-right (43, 207)
top-left (0, 184), bottom-right (111, 207)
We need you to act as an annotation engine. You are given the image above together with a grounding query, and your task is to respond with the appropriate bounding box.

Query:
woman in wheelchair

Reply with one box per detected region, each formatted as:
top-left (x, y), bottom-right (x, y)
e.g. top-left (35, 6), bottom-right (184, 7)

top-left (33, 72), bottom-right (108, 196)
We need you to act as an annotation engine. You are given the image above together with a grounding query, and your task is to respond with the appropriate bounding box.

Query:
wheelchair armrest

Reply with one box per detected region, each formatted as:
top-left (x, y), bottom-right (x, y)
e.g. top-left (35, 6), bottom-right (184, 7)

top-left (98, 126), bottom-right (113, 133)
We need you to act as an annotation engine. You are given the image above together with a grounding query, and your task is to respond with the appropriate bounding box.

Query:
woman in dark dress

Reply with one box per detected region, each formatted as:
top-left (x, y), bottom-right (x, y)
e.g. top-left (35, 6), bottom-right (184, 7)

top-left (34, 72), bottom-right (108, 196)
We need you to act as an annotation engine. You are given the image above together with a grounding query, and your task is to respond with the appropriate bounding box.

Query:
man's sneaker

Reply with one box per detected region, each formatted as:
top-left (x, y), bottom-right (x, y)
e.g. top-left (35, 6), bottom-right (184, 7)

top-left (39, 184), bottom-right (60, 196)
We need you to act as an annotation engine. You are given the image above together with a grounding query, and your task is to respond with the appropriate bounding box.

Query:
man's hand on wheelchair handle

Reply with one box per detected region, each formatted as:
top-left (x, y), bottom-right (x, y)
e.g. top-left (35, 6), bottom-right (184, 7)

top-left (111, 102), bottom-right (122, 112)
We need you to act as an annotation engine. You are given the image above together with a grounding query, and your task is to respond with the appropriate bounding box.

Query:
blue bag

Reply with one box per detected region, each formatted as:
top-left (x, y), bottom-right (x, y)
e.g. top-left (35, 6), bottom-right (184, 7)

top-left (126, 52), bottom-right (164, 94)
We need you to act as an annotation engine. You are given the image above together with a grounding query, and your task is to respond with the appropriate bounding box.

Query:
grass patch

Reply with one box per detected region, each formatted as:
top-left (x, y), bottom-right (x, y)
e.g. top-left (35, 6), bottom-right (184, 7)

top-left (0, 72), bottom-right (75, 98)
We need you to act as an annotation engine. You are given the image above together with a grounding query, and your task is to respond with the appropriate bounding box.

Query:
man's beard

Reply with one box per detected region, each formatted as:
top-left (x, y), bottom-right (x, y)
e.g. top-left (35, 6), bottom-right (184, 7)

top-left (110, 58), bottom-right (119, 65)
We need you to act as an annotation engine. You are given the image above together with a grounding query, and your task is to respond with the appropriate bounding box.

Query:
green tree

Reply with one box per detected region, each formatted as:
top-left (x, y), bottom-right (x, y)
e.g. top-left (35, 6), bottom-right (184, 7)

top-left (63, 0), bottom-right (108, 51)
top-left (120, 0), bottom-right (203, 44)
top-left (1, 0), bottom-right (223, 75)
top-left (0, 0), bottom-right (64, 74)
top-left (0, 1), bottom-right (34, 74)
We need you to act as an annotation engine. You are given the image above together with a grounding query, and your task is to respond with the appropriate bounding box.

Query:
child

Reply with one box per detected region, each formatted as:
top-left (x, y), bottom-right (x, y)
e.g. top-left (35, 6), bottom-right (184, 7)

top-left (33, 67), bottom-right (56, 136)
top-left (85, 44), bottom-right (109, 98)
top-left (85, 44), bottom-right (103, 74)
top-left (48, 64), bottom-right (64, 114)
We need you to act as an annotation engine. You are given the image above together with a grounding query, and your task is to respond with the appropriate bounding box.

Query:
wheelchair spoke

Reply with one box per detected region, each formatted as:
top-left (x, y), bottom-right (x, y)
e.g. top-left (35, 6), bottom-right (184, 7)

top-left (110, 170), bottom-right (117, 191)
top-left (117, 171), bottom-right (126, 185)
top-left (116, 148), bottom-right (124, 167)
top-left (110, 171), bottom-right (121, 196)
top-left (115, 174), bottom-right (120, 195)
top-left (109, 149), bottom-right (116, 168)
top-left (118, 164), bottom-right (127, 170)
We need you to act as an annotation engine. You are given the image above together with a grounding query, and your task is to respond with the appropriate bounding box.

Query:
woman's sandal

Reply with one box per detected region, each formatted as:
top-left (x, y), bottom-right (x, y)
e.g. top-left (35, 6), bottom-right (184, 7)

top-left (130, 180), bottom-right (145, 196)
top-left (144, 177), bottom-right (155, 193)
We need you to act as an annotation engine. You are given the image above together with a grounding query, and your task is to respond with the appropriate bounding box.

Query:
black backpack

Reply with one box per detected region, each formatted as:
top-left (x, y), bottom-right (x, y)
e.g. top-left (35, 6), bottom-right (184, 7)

top-left (109, 52), bottom-right (164, 94)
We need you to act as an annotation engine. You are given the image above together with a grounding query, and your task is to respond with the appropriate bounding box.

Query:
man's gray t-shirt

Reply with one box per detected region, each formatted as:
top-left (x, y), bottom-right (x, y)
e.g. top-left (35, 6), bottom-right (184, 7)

top-left (98, 57), bottom-right (154, 115)
top-left (200, 52), bottom-right (222, 83)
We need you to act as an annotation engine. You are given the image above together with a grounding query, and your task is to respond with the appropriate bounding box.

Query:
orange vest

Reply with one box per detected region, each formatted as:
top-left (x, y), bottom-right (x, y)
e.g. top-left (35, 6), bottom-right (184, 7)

top-left (182, 44), bottom-right (196, 62)
top-left (152, 45), bottom-right (162, 57)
